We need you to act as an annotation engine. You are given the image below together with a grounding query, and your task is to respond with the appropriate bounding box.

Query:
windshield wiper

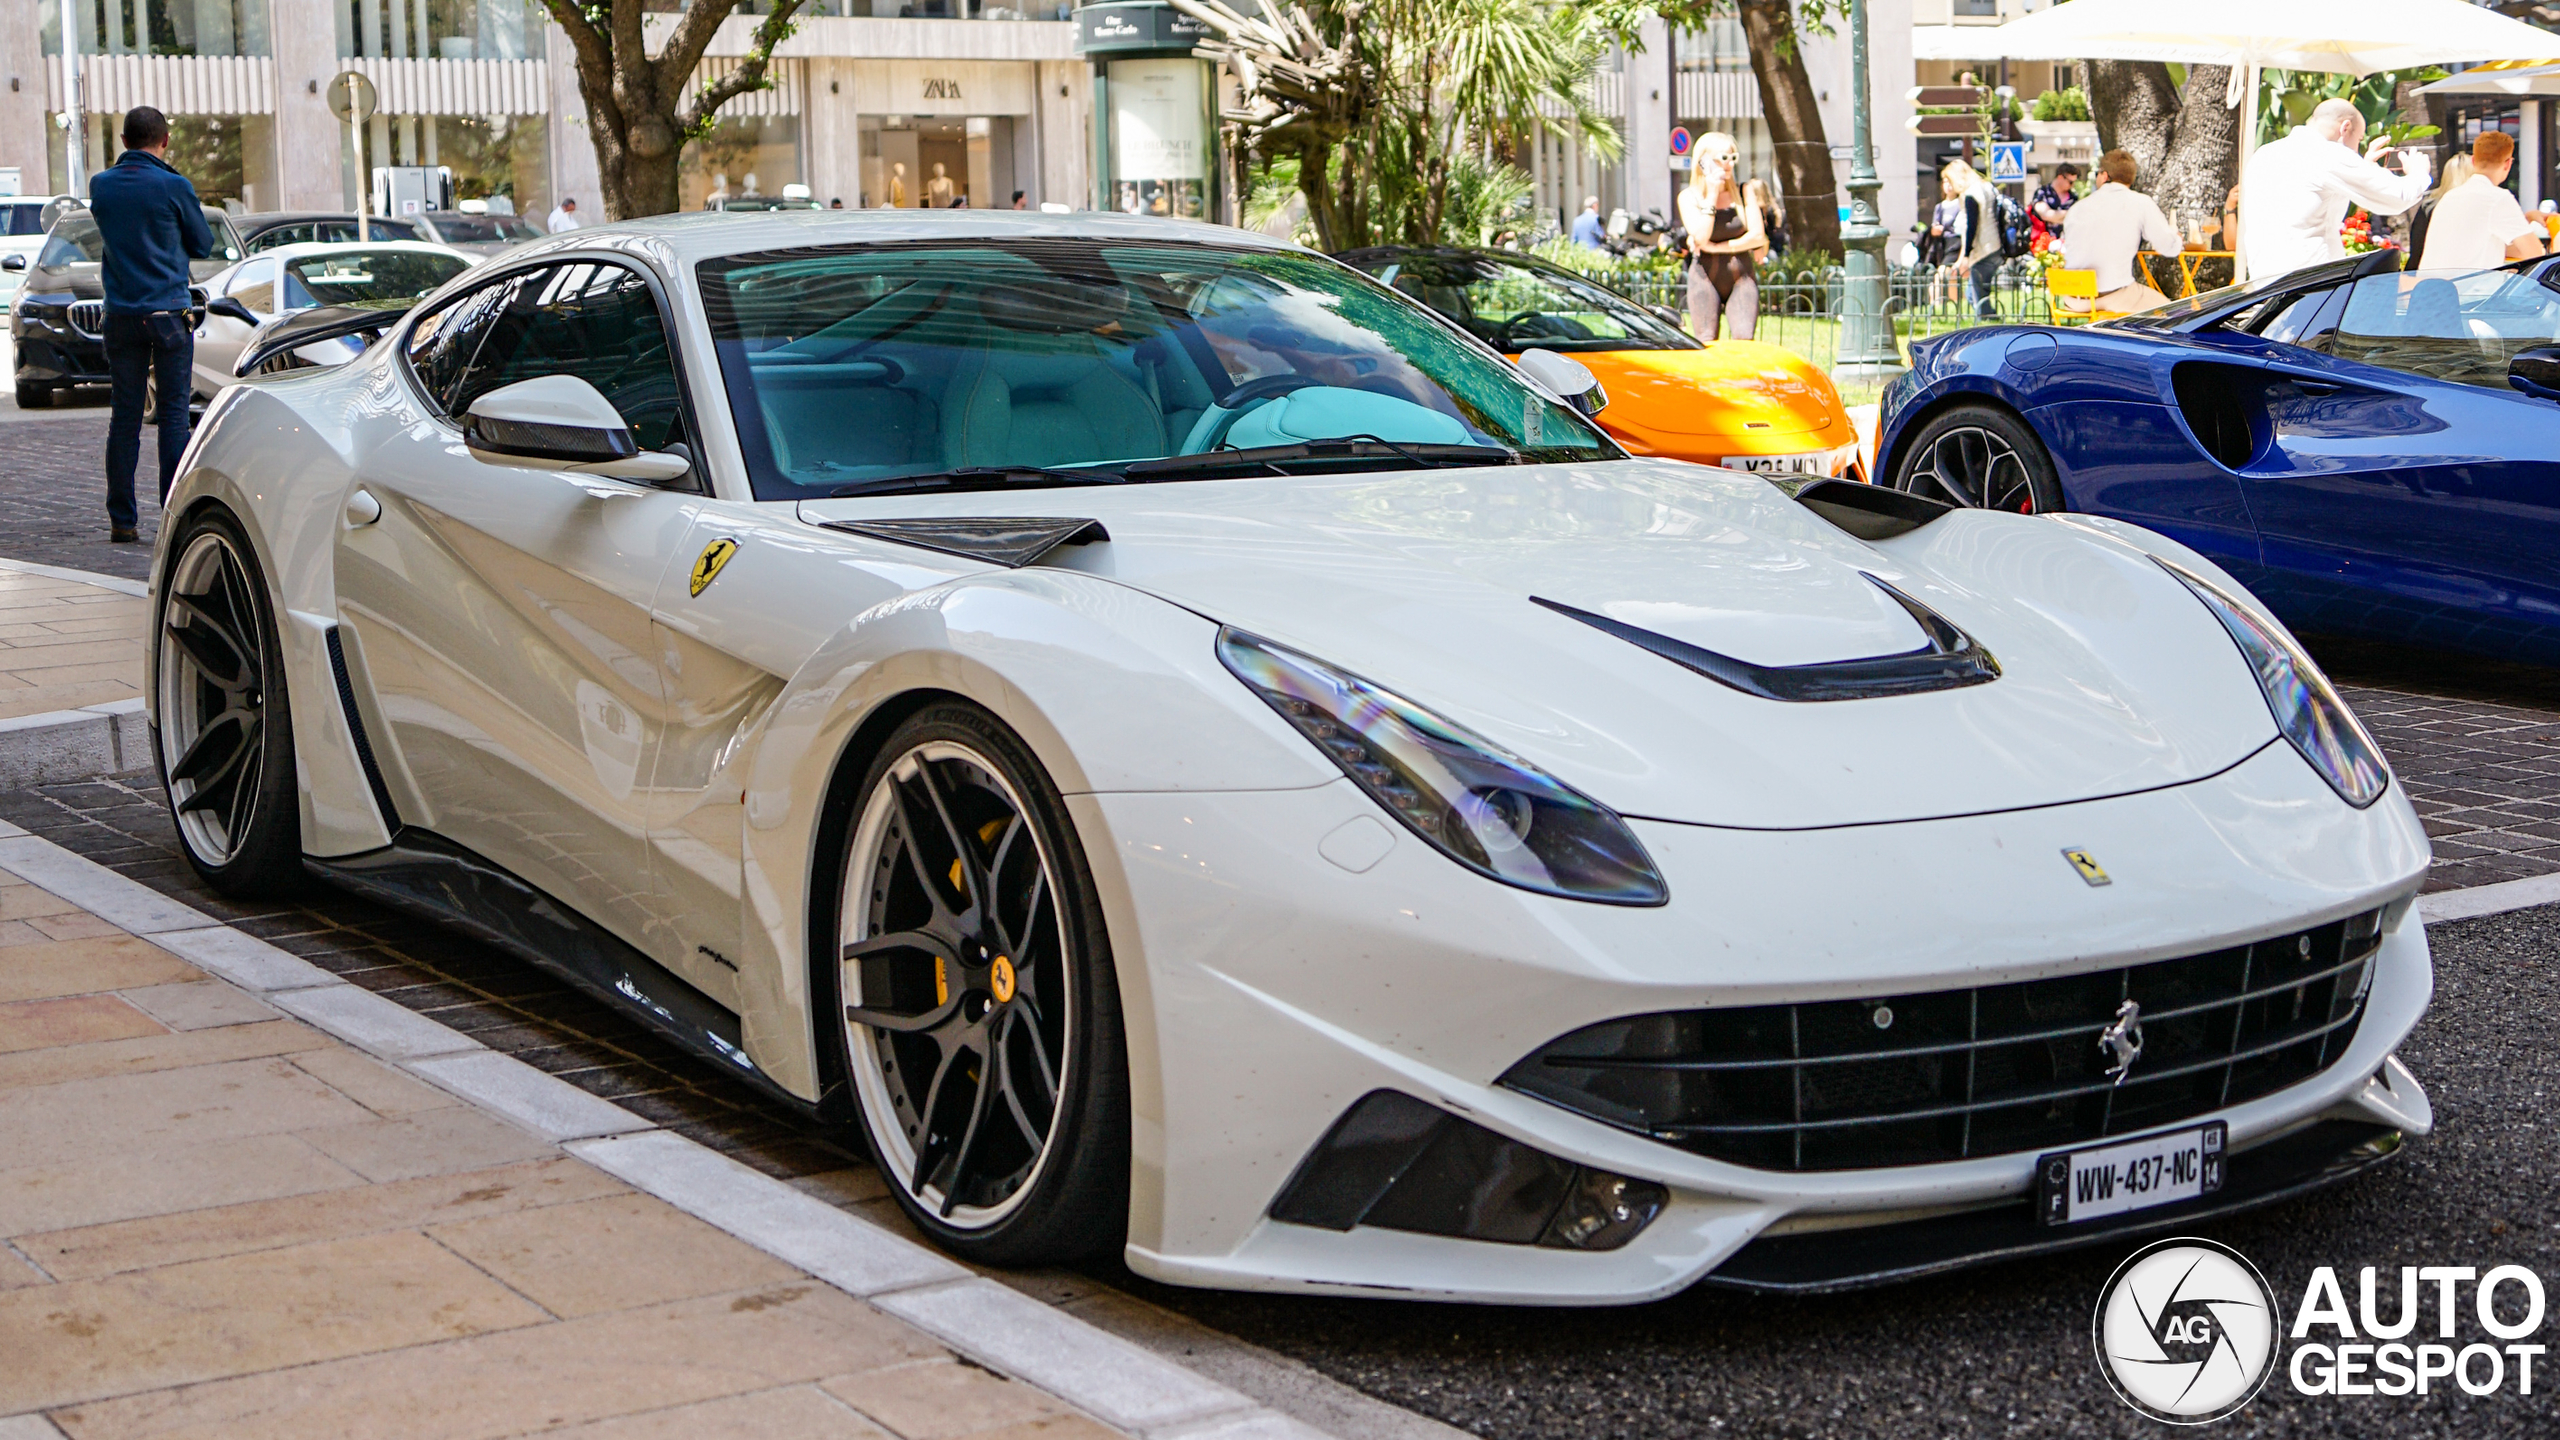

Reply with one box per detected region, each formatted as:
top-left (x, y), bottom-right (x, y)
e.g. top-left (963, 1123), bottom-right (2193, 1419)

top-left (827, 465), bottom-right (1127, 498)
top-left (1123, 439), bottom-right (1516, 481)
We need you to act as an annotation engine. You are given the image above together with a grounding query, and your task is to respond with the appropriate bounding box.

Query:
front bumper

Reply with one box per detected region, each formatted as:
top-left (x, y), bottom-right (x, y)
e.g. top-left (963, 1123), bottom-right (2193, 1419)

top-left (1080, 738), bottom-right (2432, 1305)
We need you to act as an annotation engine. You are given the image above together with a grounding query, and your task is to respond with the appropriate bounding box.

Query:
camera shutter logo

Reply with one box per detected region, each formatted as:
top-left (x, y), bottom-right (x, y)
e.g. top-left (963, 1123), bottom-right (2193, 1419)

top-left (2094, 1237), bottom-right (2281, 1424)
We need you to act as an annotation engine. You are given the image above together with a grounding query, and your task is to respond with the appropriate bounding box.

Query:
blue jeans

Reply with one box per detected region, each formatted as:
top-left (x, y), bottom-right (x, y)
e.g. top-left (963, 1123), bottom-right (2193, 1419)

top-left (104, 310), bottom-right (194, 532)
top-left (1967, 253), bottom-right (2004, 320)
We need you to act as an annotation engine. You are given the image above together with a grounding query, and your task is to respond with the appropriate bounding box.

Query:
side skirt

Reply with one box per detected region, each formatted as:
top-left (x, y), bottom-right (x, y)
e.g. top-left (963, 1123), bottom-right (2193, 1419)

top-left (306, 829), bottom-right (828, 1121)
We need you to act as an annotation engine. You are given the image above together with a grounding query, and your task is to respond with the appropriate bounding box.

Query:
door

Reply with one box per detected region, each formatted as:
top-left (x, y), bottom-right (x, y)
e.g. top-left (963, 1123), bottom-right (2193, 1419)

top-left (334, 258), bottom-right (708, 965)
top-left (2238, 264), bottom-right (2560, 648)
top-left (193, 258), bottom-right (274, 396)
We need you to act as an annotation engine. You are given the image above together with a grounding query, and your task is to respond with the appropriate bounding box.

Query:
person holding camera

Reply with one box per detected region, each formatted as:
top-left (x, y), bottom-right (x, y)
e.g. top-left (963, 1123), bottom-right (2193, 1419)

top-left (89, 105), bottom-right (213, 544)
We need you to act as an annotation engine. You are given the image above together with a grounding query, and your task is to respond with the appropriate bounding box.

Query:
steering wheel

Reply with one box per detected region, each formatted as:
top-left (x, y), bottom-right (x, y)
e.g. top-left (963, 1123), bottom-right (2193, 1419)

top-left (1492, 313), bottom-right (1558, 351)
top-left (1189, 373), bottom-right (1321, 452)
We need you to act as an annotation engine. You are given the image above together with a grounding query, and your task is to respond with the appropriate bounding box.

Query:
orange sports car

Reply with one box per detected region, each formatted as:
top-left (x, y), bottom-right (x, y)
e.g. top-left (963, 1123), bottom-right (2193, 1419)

top-left (1339, 245), bottom-right (1861, 480)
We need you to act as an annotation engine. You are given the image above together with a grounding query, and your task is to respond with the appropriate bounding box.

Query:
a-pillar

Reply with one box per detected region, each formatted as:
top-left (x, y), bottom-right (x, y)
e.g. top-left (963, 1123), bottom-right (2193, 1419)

top-left (272, 16), bottom-right (344, 210)
top-left (1623, 19), bottom-right (1674, 226)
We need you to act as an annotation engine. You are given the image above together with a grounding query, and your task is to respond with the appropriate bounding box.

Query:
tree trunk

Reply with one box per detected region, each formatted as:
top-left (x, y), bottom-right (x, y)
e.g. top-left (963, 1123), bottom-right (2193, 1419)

top-left (2088, 59), bottom-right (2179, 186)
top-left (2153, 64), bottom-right (2240, 236)
top-left (1735, 0), bottom-right (1839, 259)
top-left (542, 0), bottom-right (802, 221)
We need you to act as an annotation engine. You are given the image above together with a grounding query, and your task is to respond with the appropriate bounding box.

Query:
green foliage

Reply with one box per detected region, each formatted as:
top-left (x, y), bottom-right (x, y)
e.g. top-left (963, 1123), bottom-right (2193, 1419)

top-left (1525, 237), bottom-right (1683, 276)
top-left (1433, 151), bottom-right (1542, 247)
top-left (1757, 248), bottom-right (1838, 285)
top-left (2257, 67), bottom-right (2447, 147)
top-left (2030, 86), bottom-right (2091, 123)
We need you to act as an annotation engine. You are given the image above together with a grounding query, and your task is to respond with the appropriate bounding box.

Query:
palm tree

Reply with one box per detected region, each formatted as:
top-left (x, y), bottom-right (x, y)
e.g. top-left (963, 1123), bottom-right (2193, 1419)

top-left (1175, 0), bottom-right (1622, 250)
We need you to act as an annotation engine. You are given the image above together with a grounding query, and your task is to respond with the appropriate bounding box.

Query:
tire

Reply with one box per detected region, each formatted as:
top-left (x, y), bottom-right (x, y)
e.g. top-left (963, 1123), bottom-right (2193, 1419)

top-left (13, 381), bottom-right (48, 410)
top-left (154, 507), bottom-right (304, 896)
top-left (818, 702), bottom-right (1128, 1265)
top-left (1889, 402), bottom-right (2064, 515)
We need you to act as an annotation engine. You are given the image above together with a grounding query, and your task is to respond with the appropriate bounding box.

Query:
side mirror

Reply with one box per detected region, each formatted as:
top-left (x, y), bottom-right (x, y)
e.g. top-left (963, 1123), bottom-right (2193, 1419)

top-left (0, 255), bottom-right (23, 272)
top-left (2511, 345), bottom-right (2560, 403)
top-left (463, 375), bottom-right (694, 484)
top-left (206, 295), bottom-right (257, 325)
top-left (1515, 347), bottom-right (1609, 419)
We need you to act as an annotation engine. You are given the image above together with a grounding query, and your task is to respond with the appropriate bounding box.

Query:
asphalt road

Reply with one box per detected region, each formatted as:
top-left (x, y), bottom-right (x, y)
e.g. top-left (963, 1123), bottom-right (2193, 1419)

top-left (0, 411), bottom-right (2551, 1436)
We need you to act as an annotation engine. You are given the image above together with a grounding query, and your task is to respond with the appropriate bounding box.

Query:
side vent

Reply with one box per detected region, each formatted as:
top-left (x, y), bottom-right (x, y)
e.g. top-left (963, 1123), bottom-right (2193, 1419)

top-left (2170, 362), bottom-right (2261, 471)
top-left (325, 626), bottom-right (403, 834)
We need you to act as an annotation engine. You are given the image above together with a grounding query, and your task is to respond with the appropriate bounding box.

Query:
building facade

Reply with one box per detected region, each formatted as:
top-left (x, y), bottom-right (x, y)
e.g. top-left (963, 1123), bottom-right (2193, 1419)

top-left (1, 1), bottom-right (1092, 218)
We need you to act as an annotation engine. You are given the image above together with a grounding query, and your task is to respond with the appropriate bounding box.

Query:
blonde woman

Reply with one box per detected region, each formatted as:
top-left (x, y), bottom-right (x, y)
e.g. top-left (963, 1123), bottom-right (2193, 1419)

top-left (2405, 152), bottom-right (2473, 266)
top-left (1679, 132), bottom-right (1764, 340)
top-left (1944, 157), bottom-right (2006, 319)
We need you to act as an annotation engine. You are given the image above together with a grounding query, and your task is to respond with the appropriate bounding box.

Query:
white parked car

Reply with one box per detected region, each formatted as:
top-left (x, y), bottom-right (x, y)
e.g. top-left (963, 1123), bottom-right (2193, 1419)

top-left (153, 211), bottom-right (2434, 1303)
top-left (193, 240), bottom-right (474, 400)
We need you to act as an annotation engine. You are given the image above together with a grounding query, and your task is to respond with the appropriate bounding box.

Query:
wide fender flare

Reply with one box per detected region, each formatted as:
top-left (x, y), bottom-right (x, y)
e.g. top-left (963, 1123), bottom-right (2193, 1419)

top-left (1875, 370), bottom-right (2048, 483)
top-left (731, 566), bottom-right (1339, 1123)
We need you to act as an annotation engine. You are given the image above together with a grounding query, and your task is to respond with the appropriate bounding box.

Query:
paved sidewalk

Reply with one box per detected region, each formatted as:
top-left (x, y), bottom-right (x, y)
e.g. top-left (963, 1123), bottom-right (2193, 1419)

top-left (0, 563), bottom-right (145, 720)
top-left (0, 859), bottom-right (1129, 1439)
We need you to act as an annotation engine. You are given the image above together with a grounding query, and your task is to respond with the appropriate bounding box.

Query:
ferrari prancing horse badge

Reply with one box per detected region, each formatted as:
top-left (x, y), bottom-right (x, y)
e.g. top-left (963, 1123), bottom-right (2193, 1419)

top-left (689, 538), bottom-right (739, 597)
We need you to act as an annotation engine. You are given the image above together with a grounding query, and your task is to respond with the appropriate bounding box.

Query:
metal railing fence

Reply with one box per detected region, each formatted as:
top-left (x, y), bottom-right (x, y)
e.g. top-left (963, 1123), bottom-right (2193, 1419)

top-left (1588, 259), bottom-right (2057, 373)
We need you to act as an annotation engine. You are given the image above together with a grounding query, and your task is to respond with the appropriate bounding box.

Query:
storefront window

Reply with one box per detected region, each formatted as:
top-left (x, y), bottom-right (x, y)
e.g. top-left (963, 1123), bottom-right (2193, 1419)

top-left (1104, 58), bottom-right (1208, 219)
top-left (337, 0), bottom-right (546, 61)
top-left (683, 115), bottom-right (805, 212)
top-left (44, 0), bottom-right (273, 56)
top-left (857, 115), bottom-right (1019, 210)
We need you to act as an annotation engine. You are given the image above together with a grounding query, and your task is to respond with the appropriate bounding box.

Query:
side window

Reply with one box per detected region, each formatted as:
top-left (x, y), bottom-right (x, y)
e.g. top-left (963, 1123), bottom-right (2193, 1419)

top-left (405, 276), bottom-right (518, 413)
top-left (246, 223), bottom-right (307, 254)
top-left (2324, 271), bottom-right (2560, 387)
top-left (228, 260), bottom-right (277, 314)
top-left (447, 263), bottom-right (687, 451)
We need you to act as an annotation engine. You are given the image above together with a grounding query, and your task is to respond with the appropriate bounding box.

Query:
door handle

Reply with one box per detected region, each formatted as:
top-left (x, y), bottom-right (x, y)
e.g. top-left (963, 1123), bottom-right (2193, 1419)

top-left (344, 489), bottom-right (381, 527)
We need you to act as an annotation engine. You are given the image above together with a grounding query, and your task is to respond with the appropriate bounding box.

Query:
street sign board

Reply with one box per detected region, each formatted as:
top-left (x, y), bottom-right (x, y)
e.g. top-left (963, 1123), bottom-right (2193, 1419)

top-left (1908, 85), bottom-right (1989, 108)
top-left (1669, 126), bottom-right (1692, 157)
top-left (1989, 140), bottom-right (2029, 184)
top-left (1906, 114), bottom-right (1983, 136)
top-left (326, 71), bottom-right (377, 125)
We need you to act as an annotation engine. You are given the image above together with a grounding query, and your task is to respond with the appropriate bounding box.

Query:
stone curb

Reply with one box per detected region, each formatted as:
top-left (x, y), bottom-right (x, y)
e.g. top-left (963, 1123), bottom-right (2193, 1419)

top-left (0, 820), bottom-right (1341, 1440)
top-left (0, 556), bottom-right (151, 792)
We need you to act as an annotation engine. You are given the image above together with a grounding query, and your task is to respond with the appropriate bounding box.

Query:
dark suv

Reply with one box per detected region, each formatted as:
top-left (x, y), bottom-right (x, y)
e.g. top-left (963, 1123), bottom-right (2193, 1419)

top-left (10, 205), bottom-right (246, 408)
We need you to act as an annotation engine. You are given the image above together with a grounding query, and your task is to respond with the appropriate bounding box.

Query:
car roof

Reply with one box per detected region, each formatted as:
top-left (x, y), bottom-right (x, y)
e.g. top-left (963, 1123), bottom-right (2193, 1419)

top-left (234, 211), bottom-right (417, 231)
top-left (253, 239), bottom-right (472, 261)
top-left (498, 208), bottom-right (1304, 268)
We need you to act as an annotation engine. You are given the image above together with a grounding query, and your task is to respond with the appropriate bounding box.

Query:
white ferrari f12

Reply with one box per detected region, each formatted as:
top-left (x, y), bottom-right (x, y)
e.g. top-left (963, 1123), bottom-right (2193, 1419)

top-left (154, 211), bottom-right (2433, 1304)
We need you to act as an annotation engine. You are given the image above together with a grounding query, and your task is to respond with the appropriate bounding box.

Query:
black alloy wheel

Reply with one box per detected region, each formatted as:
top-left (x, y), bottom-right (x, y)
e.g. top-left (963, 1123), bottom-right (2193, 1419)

top-left (826, 702), bottom-right (1127, 1263)
top-left (156, 508), bottom-right (303, 894)
top-left (1891, 402), bottom-right (2064, 515)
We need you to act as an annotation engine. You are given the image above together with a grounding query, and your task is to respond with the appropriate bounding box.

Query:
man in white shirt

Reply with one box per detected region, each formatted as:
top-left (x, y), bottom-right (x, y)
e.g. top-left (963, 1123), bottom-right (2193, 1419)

top-left (547, 196), bottom-right (582, 234)
top-left (2418, 131), bottom-right (2548, 271)
top-left (2240, 98), bottom-right (2429, 281)
top-left (2060, 148), bottom-right (2182, 313)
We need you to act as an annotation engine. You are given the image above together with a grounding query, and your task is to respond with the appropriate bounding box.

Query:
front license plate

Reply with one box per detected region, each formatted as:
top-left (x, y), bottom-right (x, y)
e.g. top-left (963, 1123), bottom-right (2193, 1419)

top-left (2037, 1121), bottom-right (2225, 1226)
top-left (1722, 453), bottom-right (1825, 475)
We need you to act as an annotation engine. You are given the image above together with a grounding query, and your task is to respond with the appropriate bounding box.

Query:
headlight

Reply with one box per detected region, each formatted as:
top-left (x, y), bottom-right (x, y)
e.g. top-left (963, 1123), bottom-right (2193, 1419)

top-left (1217, 628), bottom-right (1667, 904)
top-left (2158, 559), bottom-right (2388, 808)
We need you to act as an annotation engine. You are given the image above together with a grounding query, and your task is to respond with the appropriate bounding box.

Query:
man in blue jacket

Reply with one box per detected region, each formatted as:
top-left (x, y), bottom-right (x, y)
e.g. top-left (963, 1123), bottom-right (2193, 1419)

top-left (89, 106), bottom-right (213, 543)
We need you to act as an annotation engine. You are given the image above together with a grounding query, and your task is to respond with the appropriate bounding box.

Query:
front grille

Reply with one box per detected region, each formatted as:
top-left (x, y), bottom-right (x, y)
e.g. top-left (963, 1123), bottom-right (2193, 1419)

top-left (67, 300), bottom-right (104, 337)
top-left (1501, 910), bottom-right (2384, 1172)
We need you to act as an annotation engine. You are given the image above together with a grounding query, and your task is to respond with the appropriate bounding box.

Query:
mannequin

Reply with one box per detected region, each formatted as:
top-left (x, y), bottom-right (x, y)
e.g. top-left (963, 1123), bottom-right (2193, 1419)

top-left (926, 162), bottom-right (956, 207)
top-left (887, 162), bottom-right (907, 208)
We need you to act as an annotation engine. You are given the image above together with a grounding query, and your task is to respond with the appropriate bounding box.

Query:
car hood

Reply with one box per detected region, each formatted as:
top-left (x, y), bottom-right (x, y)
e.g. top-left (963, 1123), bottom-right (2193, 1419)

top-left (797, 460), bottom-right (2281, 828)
top-left (1573, 342), bottom-right (1844, 439)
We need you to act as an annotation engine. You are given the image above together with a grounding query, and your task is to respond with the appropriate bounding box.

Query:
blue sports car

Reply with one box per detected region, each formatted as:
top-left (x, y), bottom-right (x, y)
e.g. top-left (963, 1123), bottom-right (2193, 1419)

top-left (1877, 251), bottom-right (2560, 664)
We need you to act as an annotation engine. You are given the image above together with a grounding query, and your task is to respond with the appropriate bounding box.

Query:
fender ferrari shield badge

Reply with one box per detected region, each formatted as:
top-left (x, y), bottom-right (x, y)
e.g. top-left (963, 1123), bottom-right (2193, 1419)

top-left (689, 538), bottom-right (739, 597)
top-left (2062, 847), bottom-right (2111, 886)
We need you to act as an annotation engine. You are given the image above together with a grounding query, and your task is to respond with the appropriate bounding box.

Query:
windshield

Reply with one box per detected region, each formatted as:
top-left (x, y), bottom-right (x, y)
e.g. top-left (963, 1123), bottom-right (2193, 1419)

top-left (1357, 252), bottom-right (1696, 353)
top-left (39, 208), bottom-right (243, 267)
top-left (279, 249), bottom-right (470, 311)
top-left (698, 239), bottom-right (1616, 500)
top-left (427, 212), bottom-right (542, 243)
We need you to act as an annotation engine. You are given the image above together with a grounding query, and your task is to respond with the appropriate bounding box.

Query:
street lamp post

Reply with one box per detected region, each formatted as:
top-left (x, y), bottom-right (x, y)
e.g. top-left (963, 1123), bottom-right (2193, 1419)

top-left (1834, 0), bottom-right (1906, 387)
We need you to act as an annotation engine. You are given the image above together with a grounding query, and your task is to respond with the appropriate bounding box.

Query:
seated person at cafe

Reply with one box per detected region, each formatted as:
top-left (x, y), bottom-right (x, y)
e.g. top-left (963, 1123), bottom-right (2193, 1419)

top-left (2059, 148), bottom-right (2181, 314)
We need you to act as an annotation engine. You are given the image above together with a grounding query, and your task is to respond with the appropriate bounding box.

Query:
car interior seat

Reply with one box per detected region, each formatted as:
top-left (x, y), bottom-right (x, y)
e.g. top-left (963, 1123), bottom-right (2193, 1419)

top-left (941, 279), bottom-right (1165, 467)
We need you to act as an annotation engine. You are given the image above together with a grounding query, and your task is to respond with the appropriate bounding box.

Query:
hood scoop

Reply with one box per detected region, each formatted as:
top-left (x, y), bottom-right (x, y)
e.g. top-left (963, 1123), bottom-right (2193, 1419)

top-left (1774, 477), bottom-right (1953, 541)
top-left (815, 515), bottom-right (1110, 568)
top-left (1534, 576), bottom-right (2000, 703)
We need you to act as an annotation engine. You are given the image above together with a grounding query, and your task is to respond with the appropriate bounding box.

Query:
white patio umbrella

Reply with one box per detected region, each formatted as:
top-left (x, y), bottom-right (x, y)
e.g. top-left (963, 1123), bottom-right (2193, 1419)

top-left (1959, 0), bottom-right (2560, 80)
top-left (2418, 61), bottom-right (2560, 98)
